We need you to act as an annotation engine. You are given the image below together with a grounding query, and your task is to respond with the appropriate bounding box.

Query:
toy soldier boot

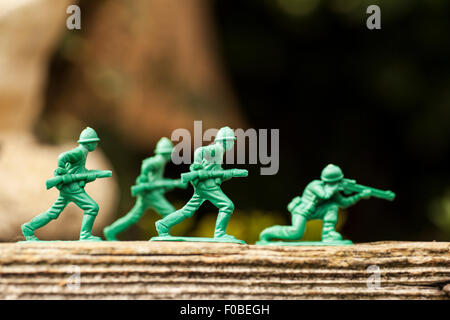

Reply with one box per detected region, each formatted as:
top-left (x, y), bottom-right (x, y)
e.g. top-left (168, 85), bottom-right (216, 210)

top-left (21, 225), bottom-right (39, 241)
top-left (21, 213), bottom-right (54, 241)
top-left (213, 212), bottom-right (235, 240)
top-left (259, 214), bottom-right (307, 242)
top-left (104, 200), bottom-right (146, 240)
top-left (321, 222), bottom-right (343, 242)
top-left (259, 225), bottom-right (304, 242)
top-left (103, 225), bottom-right (118, 241)
top-left (155, 210), bottom-right (186, 237)
top-left (79, 215), bottom-right (102, 241)
top-left (259, 225), bottom-right (287, 242)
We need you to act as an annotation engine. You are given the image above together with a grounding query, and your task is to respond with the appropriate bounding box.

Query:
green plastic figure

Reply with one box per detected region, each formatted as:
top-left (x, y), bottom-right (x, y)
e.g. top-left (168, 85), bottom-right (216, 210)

top-left (151, 127), bottom-right (248, 244)
top-left (103, 137), bottom-right (187, 240)
top-left (21, 127), bottom-right (112, 242)
top-left (256, 164), bottom-right (395, 246)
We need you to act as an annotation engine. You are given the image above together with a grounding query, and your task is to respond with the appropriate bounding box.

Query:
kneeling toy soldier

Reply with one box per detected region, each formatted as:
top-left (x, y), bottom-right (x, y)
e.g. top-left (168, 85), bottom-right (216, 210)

top-left (257, 164), bottom-right (395, 245)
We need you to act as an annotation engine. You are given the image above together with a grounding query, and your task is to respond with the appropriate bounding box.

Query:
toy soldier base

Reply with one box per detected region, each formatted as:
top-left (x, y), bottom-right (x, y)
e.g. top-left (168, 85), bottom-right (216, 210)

top-left (256, 240), bottom-right (353, 246)
top-left (151, 236), bottom-right (246, 244)
top-left (103, 138), bottom-right (186, 240)
top-left (257, 164), bottom-right (395, 246)
top-left (150, 182), bottom-right (247, 244)
top-left (21, 127), bottom-right (111, 242)
top-left (151, 127), bottom-right (247, 244)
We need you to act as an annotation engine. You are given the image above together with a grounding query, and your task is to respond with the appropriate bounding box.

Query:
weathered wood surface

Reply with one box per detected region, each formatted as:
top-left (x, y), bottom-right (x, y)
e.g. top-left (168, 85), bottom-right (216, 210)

top-left (0, 241), bottom-right (448, 300)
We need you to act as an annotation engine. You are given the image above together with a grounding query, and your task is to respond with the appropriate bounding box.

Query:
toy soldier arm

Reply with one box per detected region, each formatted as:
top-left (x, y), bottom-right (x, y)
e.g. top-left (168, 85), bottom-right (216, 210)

top-left (131, 179), bottom-right (188, 196)
top-left (141, 157), bottom-right (162, 174)
top-left (46, 170), bottom-right (112, 190)
top-left (220, 169), bottom-right (234, 181)
top-left (193, 146), bottom-right (206, 166)
top-left (160, 179), bottom-right (188, 190)
top-left (141, 156), bottom-right (164, 181)
top-left (172, 179), bottom-right (188, 189)
top-left (309, 181), bottom-right (333, 200)
top-left (181, 169), bottom-right (248, 184)
top-left (187, 146), bottom-right (214, 183)
top-left (185, 148), bottom-right (206, 184)
top-left (181, 170), bottom-right (208, 183)
top-left (198, 144), bottom-right (223, 169)
top-left (57, 147), bottom-right (84, 171)
top-left (84, 169), bottom-right (102, 182)
top-left (287, 196), bottom-right (302, 213)
top-left (341, 179), bottom-right (396, 201)
top-left (190, 163), bottom-right (203, 171)
top-left (223, 168), bottom-right (248, 180)
top-left (334, 192), bottom-right (368, 208)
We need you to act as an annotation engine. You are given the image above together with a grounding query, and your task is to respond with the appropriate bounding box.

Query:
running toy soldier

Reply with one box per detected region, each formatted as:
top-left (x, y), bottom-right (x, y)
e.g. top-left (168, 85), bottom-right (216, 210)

top-left (152, 126), bottom-right (248, 244)
top-left (103, 137), bottom-right (187, 240)
top-left (21, 127), bottom-right (112, 241)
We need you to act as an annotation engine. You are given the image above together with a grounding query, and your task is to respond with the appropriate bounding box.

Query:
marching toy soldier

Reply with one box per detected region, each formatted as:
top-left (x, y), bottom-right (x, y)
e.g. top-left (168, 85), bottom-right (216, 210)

top-left (154, 127), bottom-right (248, 242)
top-left (103, 137), bottom-right (186, 240)
top-left (21, 127), bottom-right (112, 241)
top-left (258, 164), bottom-right (395, 244)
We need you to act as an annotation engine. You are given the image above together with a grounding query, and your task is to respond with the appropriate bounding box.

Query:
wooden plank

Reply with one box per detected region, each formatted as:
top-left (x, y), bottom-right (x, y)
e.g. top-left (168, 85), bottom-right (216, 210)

top-left (0, 241), bottom-right (449, 299)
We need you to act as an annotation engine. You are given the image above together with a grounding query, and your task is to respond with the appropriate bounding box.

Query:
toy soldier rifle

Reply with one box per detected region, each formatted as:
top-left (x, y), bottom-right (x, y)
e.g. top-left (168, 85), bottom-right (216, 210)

top-left (45, 170), bottom-right (112, 190)
top-left (131, 179), bottom-right (188, 197)
top-left (340, 178), bottom-right (396, 201)
top-left (181, 168), bottom-right (248, 184)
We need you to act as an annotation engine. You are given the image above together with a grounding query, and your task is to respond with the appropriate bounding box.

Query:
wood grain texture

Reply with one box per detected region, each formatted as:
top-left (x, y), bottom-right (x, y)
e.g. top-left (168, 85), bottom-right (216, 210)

top-left (0, 241), bottom-right (449, 299)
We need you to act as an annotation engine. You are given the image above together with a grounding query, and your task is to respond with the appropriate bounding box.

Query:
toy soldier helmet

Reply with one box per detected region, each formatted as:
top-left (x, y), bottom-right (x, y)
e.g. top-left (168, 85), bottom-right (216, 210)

top-left (215, 126), bottom-right (237, 142)
top-left (321, 164), bottom-right (344, 183)
top-left (78, 127), bottom-right (100, 144)
top-left (155, 137), bottom-right (174, 154)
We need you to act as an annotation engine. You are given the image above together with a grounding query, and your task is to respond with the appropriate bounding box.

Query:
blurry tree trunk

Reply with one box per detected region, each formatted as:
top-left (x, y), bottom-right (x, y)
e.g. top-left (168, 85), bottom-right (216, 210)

top-left (44, 0), bottom-right (245, 150)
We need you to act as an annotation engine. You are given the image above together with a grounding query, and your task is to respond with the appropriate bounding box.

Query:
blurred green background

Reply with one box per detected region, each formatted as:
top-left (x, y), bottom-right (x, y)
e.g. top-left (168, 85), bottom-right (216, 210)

top-left (2, 0), bottom-right (448, 242)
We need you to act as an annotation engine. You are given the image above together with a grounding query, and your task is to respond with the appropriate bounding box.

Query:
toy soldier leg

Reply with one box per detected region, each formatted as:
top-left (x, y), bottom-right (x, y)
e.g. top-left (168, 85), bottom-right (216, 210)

top-left (259, 213), bottom-right (307, 242)
top-left (69, 191), bottom-right (102, 241)
top-left (148, 192), bottom-right (176, 218)
top-left (21, 195), bottom-right (69, 241)
top-left (320, 204), bottom-right (342, 241)
top-left (200, 188), bottom-right (235, 238)
top-left (104, 196), bottom-right (149, 240)
top-left (155, 192), bottom-right (204, 236)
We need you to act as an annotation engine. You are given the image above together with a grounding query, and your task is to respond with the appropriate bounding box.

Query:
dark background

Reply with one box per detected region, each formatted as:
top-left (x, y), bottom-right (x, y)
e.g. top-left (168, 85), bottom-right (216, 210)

top-left (36, 0), bottom-right (450, 242)
top-left (209, 0), bottom-right (450, 241)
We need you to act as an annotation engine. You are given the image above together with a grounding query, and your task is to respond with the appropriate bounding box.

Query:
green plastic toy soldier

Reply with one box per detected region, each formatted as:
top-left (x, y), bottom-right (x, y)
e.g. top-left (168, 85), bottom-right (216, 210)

top-left (151, 126), bottom-right (248, 244)
top-left (21, 127), bottom-right (112, 242)
top-left (257, 164), bottom-right (395, 246)
top-left (103, 137), bottom-right (187, 240)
